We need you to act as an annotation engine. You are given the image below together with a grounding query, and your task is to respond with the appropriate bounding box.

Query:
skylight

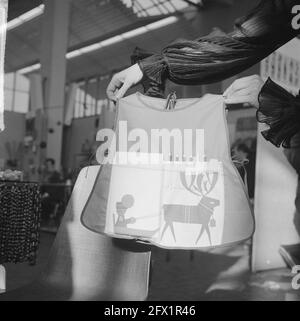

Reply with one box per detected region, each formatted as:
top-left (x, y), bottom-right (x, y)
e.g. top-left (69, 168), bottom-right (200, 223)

top-left (17, 1), bottom-right (184, 74)
top-left (66, 16), bottom-right (179, 59)
top-left (120, 0), bottom-right (189, 17)
top-left (7, 4), bottom-right (45, 31)
top-left (18, 63), bottom-right (41, 75)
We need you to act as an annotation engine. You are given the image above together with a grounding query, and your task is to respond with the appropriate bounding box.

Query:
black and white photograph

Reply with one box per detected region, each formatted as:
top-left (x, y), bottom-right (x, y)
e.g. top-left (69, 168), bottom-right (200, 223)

top-left (0, 0), bottom-right (300, 307)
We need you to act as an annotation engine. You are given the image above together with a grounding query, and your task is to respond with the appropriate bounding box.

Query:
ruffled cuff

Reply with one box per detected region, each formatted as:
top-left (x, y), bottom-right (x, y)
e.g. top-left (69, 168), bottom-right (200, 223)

top-left (131, 47), bottom-right (167, 98)
top-left (138, 53), bottom-right (168, 85)
top-left (256, 77), bottom-right (300, 148)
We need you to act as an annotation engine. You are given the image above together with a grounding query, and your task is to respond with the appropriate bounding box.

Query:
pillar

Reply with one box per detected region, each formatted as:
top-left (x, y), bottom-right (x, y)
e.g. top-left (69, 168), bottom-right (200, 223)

top-left (40, 0), bottom-right (70, 169)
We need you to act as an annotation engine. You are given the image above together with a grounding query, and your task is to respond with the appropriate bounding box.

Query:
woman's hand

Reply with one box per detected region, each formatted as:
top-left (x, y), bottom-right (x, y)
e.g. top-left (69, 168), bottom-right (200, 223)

top-left (223, 75), bottom-right (264, 108)
top-left (106, 63), bottom-right (144, 101)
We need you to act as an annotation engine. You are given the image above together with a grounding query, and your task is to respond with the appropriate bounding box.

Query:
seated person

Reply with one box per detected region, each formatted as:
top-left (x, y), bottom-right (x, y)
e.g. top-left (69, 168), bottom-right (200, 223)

top-left (233, 143), bottom-right (256, 200)
top-left (43, 158), bottom-right (61, 183)
top-left (41, 158), bottom-right (62, 223)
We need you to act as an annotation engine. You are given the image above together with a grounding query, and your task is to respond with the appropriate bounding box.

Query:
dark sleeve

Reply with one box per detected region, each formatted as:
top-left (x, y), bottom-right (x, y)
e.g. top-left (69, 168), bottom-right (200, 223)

top-left (256, 78), bottom-right (300, 148)
top-left (135, 0), bottom-right (299, 90)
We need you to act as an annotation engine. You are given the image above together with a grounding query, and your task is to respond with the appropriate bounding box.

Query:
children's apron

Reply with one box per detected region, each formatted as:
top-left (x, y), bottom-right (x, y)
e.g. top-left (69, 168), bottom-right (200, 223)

top-left (81, 93), bottom-right (254, 249)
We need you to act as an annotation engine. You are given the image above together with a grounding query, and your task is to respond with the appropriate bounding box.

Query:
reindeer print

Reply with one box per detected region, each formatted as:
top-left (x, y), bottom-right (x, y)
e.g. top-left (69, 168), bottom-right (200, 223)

top-left (161, 170), bottom-right (220, 245)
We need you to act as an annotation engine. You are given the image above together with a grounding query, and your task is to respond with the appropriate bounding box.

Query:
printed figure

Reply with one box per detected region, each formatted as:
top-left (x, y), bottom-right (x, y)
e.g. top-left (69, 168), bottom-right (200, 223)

top-left (114, 194), bottom-right (136, 228)
top-left (161, 171), bottom-right (220, 244)
top-left (114, 194), bottom-right (159, 238)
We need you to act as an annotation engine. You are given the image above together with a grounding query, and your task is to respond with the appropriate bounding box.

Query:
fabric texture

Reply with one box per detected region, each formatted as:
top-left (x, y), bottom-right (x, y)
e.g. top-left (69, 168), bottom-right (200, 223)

top-left (132, 0), bottom-right (300, 147)
top-left (135, 0), bottom-right (299, 90)
top-left (0, 166), bottom-right (151, 301)
top-left (0, 181), bottom-right (41, 264)
top-left (81, 93), bottom-right (254, 249)
top-left (257, 77), bottom-right (300, 148)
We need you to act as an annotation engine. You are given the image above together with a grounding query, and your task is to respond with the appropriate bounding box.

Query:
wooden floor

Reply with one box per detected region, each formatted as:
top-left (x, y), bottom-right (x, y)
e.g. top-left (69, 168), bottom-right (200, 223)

top-left (3, 232), bottom-right (300, 301)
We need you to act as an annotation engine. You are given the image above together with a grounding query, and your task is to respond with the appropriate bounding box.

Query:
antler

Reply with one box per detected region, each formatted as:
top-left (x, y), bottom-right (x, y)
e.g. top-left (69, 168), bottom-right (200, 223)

top-left (180, 170), bottom-right (202, 196)
top-left (180, 170), bottom-right (219, 196)
top-left (201, 172), bottom-right (219, 195)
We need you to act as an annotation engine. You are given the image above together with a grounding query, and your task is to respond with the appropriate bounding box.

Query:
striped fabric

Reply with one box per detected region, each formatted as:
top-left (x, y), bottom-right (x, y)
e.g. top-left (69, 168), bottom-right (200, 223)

top-left (134, 0), bottom-right (300, 147)
top-left (257, 77), bottom-right (300, 148)
top-left (137, 0), bottom-right (299, 89)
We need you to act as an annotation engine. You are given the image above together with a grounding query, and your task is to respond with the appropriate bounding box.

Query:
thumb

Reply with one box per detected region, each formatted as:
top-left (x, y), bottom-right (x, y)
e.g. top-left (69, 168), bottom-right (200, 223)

top-left (224, 95), bottom-right (250, 105)
top-left (223, 84), bottom-right (233, 97)
top-left (115, 80), bottom-right (131, 100)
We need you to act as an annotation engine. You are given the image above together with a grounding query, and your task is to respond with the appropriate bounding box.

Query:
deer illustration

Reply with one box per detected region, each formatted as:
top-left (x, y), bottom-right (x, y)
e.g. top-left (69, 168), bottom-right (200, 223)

top-left (161, 170), bottom-right (220, 245)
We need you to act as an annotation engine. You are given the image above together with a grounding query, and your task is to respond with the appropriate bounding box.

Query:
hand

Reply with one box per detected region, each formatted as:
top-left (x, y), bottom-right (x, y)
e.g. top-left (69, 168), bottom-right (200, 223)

top-left (223, 75), bottom-right (264, 109)
top-left (106, 63), bottom-right (144, 101)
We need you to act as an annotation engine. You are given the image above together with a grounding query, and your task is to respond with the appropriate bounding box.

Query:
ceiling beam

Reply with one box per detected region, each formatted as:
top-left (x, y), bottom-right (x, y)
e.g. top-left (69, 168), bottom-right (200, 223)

top-left (67, 14), bottom-right (173, 53)
top-left (8, 0), bottom-right (42, 21)
top-left (181, 0), bottom-right (204, 10)
top-left (5, 13), bottom-right (182, 74)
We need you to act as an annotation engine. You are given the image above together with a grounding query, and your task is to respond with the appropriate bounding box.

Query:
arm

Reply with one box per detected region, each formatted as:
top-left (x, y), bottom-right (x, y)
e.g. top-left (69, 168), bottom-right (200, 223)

top-left (107, 0), bottom-right (299, 100)
top-left (223, 75), bottom-right (300, 148)
top-left (138, 0), bottom-right (299, 87)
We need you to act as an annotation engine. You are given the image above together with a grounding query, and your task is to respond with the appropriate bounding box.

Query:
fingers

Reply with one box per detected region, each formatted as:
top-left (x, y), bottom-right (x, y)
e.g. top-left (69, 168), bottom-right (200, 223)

top-left (224, 87), bottom-right (254, 105)
top-left (106, 76), bottom-right (131, 101)
top-left (224, 83), bottom-right (247, 99)
top-left (224, 95), bottom-right (251, 105)
top-left (107, 64), bottom-right (144, 101)
top-left (115, 80), bottom-right (131, 100)
top-left (106, 74), bottom-right (131, 101)
top-left (106, 74), bottom-right (123, 101)
top-left (223, 75), bottom-right (261, 97)
top-left (223, 78), bottom-right (248, 97)
top-left (225, 88), bottom-right (249, 98)
top-left (223, 75), bottom-right (263, 108)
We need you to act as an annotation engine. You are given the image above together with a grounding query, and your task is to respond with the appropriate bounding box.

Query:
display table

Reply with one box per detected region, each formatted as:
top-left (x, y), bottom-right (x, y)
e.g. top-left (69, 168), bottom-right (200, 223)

top-left (0, 181), bottom-right (41, 266)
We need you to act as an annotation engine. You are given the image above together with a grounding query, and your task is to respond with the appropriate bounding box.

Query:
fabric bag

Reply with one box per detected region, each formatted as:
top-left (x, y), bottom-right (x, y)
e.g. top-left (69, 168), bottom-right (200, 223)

top-left (81, 93), bottom-right (254, 249)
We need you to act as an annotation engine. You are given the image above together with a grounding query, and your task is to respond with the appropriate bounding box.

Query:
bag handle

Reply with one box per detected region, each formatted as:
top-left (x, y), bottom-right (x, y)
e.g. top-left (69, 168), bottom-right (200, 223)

top-left (165, 91), bottom-right (177, 110)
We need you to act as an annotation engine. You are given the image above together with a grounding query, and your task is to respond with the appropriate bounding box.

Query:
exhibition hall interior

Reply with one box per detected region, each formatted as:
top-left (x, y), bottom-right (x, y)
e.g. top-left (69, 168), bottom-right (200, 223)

top-left (0, 0), bottom-right (299, 301)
